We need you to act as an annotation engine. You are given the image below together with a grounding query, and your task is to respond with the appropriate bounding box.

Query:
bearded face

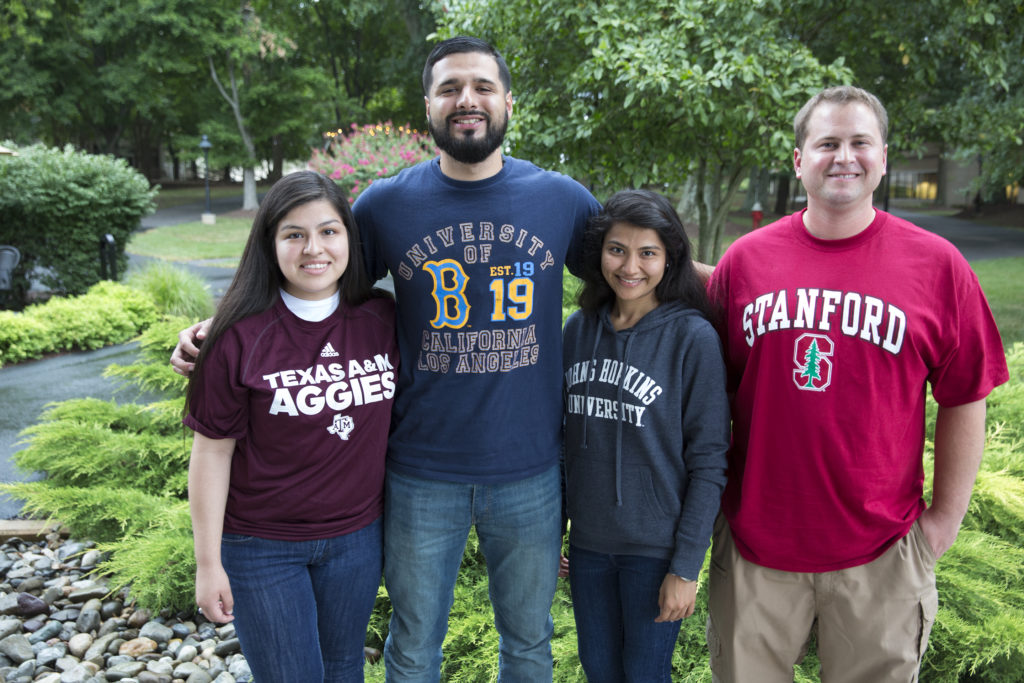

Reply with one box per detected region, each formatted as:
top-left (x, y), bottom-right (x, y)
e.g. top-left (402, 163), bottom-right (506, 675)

top-left (428, 107), bottom-right (508, 165)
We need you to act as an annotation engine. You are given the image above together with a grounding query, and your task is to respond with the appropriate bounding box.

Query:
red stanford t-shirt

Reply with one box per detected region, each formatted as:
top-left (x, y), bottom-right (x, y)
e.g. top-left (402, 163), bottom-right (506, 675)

top-left (186, 295), bottom-right (397, 540)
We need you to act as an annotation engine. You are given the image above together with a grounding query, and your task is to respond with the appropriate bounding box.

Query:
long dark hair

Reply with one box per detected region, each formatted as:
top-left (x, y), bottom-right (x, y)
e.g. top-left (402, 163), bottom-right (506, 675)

top-left (577, 189), bottom-right (712, 319)
top-left (186, 170), bottom-right (381, 409)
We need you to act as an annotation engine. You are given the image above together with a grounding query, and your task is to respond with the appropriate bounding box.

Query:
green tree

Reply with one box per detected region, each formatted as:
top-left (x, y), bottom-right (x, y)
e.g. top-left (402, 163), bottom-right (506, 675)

top-left (255, 0), bottom-right (435, 132)
top-left (0, 0), bottom-right (219, 179)
top-left (0, 0), bottom-right (57, 42)
top-left (790, 0), bottom-right (1024, 202)
top-left (205, 2), bottom-right (266, 210)
top-left (0, 0), bottom-right (433, 188)
top-left (432, 0), bottom-right (849, 262)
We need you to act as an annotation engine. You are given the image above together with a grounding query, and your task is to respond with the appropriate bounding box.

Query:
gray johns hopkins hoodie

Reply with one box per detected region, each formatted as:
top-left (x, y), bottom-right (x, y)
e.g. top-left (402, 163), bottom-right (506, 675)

top-left (562, 301), bottom-right (729, 580)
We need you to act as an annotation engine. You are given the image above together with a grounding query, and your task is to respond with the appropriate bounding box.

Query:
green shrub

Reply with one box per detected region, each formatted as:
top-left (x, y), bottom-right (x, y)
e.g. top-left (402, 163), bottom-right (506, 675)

top-left (0, 143), bottom-right (157, 307)
top-left (13, 398), bottom-right (188, 496)
top-left (33, 296), bottom-right (141, 352)
top-left (0, 280), bottom-right (160, 367)
top-left (96, 503), bottom-right (197, 613)
top-left (562, 267), bottom-right (582, 326)
top-left (0, 310), bottom-right (50, 364)
top-left (124, 261), bottom-right (215, 320)
top-left (103, 317), bottom-right (193, 397)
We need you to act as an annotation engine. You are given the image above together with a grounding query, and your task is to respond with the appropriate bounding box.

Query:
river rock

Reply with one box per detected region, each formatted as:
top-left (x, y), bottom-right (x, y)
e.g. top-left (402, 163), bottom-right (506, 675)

top-left (35, 642), bottom-right (66, 666)
top-left (59, 660), bottom-right (100, 683)
top-left (17, 576), bottom-right (44, 593)
top-left (67, 585), bottom-right (107, 604)
top-left (75, 608), bottom-right (101, 634)
top-left (101, 600), bottom-right (123, 619)
top-left (140, 621), bottom-right (174, 644)
top-left (79, 550), bottom-right (102, 568)
top-left (83, 632), bottom-right (119, 661)
top-left (28, 620), bottom-right (62, 643)
top-left (212, 638), bottom-right (240, 658)
top-left (119, 636), bottom-right (158, 657)
top-left (186, 668), bottom-right (215, 683)
top-left (139, 671), bottom-right (175, 683)
top-left (105, 660), bottom-right (147, 679)
top-left (0, 633), bottom-right (34, 663)
top-left (127, 608), bottom-right (151, 629)
top-left (0, 537), bottom-right (258, 683)
top-left (176, 644), bottom-right (198, 662)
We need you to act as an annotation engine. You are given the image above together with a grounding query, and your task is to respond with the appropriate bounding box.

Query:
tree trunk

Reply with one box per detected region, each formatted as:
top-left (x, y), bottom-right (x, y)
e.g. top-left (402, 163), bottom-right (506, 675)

top-left (268, 135), bottom-right (283, 183)
top-left (242, 168), bottom-right (258, 210)
top-left (209, 56), bottom-right (260, 210)
top-left (774, 173), bottom-right (790, 215)
top-left (695, 162), bottom-right (746, 265)
top-left (743, 167), bottom-right (770, 210)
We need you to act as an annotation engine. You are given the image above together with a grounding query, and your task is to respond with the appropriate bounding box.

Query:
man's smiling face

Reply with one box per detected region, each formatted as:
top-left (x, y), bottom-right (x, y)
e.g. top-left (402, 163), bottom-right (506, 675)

top-left (425, 51), bottom-right (512, 166)
top-left (795, 101), bottom-right (888, 213)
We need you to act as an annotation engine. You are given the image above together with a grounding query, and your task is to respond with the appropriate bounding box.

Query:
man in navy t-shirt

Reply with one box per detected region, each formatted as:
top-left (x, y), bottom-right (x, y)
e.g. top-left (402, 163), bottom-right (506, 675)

top-left (353, 36), bottom-right (600, 681)
top-left (175, 36), bottom-right (600, 682)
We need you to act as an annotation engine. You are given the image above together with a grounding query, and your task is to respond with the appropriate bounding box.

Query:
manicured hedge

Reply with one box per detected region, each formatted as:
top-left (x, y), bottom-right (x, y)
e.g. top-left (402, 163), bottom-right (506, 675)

top-left (0, 143), bottom-right (156, 308)
top-left (0, 280), bottom-right (159, 366)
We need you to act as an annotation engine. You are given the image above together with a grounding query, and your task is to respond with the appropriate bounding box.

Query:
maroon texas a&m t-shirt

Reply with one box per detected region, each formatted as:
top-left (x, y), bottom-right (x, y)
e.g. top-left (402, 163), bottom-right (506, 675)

top-left (185, 295), bottom-right (397, 540)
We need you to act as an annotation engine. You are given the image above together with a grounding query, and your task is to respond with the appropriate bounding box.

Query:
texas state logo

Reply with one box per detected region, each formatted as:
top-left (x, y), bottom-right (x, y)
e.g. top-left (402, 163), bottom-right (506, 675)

top-left (793, 333), bottom-right (834, 392)
top-left (327, 414), bottom-right (355, 441)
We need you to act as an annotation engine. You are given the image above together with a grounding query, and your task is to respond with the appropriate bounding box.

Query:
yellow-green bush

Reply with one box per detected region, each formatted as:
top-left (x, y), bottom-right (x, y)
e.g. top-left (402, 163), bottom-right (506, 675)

top-left (0, 263), bottom-right (211, 367)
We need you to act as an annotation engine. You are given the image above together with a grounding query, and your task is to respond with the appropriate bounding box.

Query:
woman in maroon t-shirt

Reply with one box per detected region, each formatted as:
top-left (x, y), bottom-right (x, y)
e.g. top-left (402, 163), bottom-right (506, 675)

top-left (185, 171), bottom-right (396, 682)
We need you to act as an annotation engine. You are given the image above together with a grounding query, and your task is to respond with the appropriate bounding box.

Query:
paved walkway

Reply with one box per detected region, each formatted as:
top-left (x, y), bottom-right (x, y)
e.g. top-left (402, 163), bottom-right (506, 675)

top-left (1, 201), bottom-right (1020, 518)
top-left (889, 208), bottom-right (1024, 261)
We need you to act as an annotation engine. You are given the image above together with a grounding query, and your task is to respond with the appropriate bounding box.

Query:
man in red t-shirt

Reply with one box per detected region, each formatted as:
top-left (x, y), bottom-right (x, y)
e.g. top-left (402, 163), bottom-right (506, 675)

top-left (707, 86), bottom-right (1008, 682)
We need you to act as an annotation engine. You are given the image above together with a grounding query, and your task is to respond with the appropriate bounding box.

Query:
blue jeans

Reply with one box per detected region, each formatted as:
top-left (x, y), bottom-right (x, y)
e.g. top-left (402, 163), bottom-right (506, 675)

top-left (383, 465), bottom-right (562, 682)
top-left (220, 518), bottom-right (383, 683)
top-left (569, 545), bottom-right (682, 683)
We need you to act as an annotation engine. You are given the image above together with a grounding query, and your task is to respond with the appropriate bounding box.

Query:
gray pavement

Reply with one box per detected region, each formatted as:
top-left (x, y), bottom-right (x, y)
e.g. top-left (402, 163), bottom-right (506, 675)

top-left (0, 344), bottom-right (162, 518)
top-left (889, 208), bottom-right (1024, 262)
top-left (0, 201), bottom-right (1019, 518)
top-left (139, 194), bottom-right (257, 229)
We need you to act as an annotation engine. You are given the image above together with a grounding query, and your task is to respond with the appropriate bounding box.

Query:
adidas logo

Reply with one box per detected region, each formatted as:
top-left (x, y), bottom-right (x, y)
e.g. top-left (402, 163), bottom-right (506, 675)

top-left (320, 342), bottom-right (339, 358)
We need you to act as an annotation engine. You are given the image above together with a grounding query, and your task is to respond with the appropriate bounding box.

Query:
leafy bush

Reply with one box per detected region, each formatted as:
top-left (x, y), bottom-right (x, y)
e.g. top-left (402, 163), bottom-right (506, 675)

top-left (0, 263), bottom-right (212, 367)
top-left (0, 311), bottom-right (50, 365)
top-left (13, 398), bottom-right (188, 495)
top-left (124, 260), bottom-right (215, 320)
top-left (0, 315), bottom-right (197, 611)
top-left (0, 143), bottom-right (157, 307)
top-left (562, 267), bottom-right (582, 325)
top-left (308, 122), bottom-right (436, 203)
top-left (104, 317), bottom-right (192, 397)
top-left (96, 503), bottom-right (196, 612)
top-left (0, 280), bottom-right (159, 367)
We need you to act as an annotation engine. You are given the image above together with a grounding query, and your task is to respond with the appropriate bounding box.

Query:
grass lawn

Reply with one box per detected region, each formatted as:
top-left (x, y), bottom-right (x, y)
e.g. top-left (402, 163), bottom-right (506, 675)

top-left (127, 218), bottom-right (252, 266)
top-left (973, 257), bottom-right (1024, 346)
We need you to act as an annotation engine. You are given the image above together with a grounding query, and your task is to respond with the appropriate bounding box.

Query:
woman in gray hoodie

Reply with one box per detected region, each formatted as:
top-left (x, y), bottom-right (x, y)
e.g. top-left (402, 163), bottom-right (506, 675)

top-left (562, 189), bottom-right (729, 682)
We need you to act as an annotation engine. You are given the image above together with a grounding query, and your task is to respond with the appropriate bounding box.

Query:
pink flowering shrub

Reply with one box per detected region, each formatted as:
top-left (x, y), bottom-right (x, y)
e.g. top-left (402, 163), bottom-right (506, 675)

top-left (309, 122), bottom-right (437, 203)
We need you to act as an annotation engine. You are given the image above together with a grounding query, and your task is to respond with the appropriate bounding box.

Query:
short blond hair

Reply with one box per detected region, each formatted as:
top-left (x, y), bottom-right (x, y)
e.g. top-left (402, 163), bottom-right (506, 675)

top-left (794, 86), bottom-right (888, 149)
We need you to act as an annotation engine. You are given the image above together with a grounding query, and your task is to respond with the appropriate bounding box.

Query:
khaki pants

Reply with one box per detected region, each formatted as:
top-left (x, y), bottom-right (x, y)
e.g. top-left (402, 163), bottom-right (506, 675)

top-left (707, 516), bottom-right (938, 683)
